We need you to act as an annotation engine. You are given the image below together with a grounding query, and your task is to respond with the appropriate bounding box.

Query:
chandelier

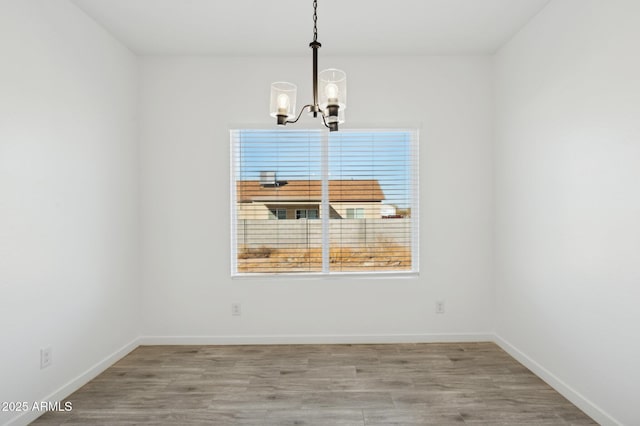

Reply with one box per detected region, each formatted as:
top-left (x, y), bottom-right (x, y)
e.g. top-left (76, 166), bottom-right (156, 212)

top-left (269, 0), bottom-right (346, 132)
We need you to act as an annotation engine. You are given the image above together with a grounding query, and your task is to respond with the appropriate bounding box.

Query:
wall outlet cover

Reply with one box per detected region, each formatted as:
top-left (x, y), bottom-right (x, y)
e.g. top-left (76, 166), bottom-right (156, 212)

top-left (40, 346), bottom-right (52, 369)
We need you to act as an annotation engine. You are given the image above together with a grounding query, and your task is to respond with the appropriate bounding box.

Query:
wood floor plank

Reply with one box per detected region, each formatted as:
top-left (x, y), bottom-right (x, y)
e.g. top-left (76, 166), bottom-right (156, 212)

top-left (363, 407), bottom-right (466, 425)
top-left (30, 343), bottom-right (596, 425)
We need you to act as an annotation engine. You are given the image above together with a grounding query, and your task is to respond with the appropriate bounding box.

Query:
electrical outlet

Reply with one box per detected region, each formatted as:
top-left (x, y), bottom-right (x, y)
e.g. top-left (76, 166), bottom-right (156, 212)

top-left (435, 300), bottom-right (445, 314)
top-left (231, 303), bottom-right (242, 316)
top-left (40, 346), bottom-right (52, 369)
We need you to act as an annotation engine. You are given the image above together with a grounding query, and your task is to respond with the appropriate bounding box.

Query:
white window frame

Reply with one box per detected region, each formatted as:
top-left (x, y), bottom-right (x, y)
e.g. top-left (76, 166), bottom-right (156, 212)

top-left (230, 129), bottom-right (419, 278)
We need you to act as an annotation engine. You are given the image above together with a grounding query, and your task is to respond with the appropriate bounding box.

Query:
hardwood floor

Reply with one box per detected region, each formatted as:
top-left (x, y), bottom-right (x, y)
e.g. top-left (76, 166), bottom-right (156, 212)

top-left (32, 343), bottom-right (596, 425)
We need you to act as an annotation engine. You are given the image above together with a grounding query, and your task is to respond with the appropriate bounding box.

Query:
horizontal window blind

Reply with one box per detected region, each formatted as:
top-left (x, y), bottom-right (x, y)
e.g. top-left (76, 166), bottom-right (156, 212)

top-left (231, 129), bottom-right (419, 276)
top-left (328, 131), bottom-right (416, 272)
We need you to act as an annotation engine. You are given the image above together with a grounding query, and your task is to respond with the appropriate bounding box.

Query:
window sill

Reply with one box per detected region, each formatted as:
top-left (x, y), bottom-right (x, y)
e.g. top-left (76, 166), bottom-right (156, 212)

top-left (231, 271), bottom-right (419, 280)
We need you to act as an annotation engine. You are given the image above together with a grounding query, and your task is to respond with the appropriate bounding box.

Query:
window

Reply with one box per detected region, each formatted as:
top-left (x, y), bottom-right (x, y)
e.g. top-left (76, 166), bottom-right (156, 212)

top-left (231, 129), bottom-right (419, 275)
top-left (296, 209), bottom-right (319, 219)
top-left (269, 208), bottom-right (287, 220)
top-left (346, 208), bottom-right (365, 219)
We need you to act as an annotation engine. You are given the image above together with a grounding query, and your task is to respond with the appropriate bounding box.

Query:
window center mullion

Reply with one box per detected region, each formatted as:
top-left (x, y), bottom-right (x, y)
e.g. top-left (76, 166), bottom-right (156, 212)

top-left (321, 131), bottom-right (330, 273)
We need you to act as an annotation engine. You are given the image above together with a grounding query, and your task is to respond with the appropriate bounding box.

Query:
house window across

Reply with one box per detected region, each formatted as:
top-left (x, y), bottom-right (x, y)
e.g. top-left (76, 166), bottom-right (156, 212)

top-left (346, 208), bottom-right (365, 219)
top-left (269, 209), bottom-right (287, 220)
top-left (231, 129), bottom-right (419, 276)
top-left (296, 209), bottom-right (319, 219)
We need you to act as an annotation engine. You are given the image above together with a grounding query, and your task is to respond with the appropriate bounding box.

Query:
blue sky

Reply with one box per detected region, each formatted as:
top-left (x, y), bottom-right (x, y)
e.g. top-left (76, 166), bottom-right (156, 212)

top-left (235, 129), bottom-right (414, 207)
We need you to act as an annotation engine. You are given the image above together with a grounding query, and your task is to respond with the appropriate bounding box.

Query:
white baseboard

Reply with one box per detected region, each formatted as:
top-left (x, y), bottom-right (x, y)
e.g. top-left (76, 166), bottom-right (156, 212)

top-left (139, 332), bottom-right (494, 346)
top-left (494, 334), bottom-right (620, 426)
top-left (5, 338), bottom-right (140, 426)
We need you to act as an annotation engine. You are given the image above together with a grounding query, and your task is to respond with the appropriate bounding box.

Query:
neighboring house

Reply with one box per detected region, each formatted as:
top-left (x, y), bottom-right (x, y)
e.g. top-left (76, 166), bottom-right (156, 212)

top-left (236, 179), bottom-right (385, 220)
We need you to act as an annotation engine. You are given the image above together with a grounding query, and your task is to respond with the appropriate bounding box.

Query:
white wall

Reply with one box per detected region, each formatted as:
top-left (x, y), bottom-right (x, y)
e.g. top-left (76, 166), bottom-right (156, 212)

top-left (0, 1), bottom-right (139, 424)
top-left (494, 1), bottom-right (640, 424)
top-left (139, 56), bottom-right (494, 341)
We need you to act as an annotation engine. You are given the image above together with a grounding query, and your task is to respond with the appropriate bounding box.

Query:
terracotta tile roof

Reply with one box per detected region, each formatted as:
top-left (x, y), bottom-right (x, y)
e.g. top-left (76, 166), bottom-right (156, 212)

top-left (237, 180), bottom-right (385, 202)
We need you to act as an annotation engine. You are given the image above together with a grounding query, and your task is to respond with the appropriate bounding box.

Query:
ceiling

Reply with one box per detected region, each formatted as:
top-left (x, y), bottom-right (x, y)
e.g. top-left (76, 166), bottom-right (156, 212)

top-left (71, 0), bottom-right (551, 56)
